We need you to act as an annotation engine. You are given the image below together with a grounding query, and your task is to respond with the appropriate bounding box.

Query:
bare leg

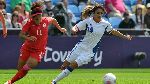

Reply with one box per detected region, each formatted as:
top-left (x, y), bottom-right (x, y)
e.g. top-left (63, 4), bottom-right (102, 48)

top-left (17, 58), bottom-right (26, 71)
top-left (10, 57), bottom-right (39, 83)
top-left (26, 57), bottom-right (39, 68)
top-left (69, 61), bottom-right (78, 69)
top-left (60, 60), bottom-right (70, 70)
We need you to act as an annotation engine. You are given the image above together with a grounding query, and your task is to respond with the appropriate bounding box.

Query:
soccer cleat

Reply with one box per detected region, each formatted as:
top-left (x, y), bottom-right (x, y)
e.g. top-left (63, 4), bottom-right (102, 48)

top-left (51, 80), bottom-right (56, 84)
top-left (4, 80), bottom-right (13, 84)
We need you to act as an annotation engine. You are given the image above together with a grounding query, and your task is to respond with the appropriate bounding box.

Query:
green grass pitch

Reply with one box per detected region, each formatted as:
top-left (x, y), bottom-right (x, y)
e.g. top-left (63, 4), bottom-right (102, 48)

top-left (0, 69), bottom-right (150, 84)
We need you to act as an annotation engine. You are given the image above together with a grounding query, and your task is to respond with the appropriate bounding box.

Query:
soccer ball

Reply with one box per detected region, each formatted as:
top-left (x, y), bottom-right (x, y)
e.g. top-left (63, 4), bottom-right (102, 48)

top-left (103, 73), bottom-right (116, 84)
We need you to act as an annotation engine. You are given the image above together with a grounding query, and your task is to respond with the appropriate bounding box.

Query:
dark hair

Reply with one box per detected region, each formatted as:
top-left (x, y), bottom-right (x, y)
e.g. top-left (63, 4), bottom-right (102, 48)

top-left (18, 2), bottom-right (25, 6)
top-left (31, 1), bottom-right (43, 16)
top-left (123, 12), bottom-right (129, 17)
top-left (91, 4), bottom-right (106, 14)
top-left (135, 7), bottom-right (143, 24)
top-left (52, 2), bottom-right (67, 27)
top-left (31, 1), bottom-right (43, 10)
top-left (53, 2), bottom-right (67, 15)
top-left (11, 11), bottom-right (20, 28)
top-left (55, 2), bottom-right (65, 10)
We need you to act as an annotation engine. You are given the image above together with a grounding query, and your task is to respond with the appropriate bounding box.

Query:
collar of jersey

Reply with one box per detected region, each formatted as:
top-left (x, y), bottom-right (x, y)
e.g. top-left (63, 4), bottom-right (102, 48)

top-left (92, 17), bottom-right (104, 24)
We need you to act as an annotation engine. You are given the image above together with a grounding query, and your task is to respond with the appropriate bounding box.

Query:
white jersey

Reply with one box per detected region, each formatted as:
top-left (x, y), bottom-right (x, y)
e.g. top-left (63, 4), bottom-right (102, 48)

top-left (76, 17), bottom-right (113, 53)
top-left (66, 17), bottom-right (113, 66)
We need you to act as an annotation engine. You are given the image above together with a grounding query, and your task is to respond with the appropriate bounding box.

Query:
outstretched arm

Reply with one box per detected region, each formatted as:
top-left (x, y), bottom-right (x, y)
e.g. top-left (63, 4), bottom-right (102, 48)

top-left (52, 19), bottom-right (67, 33)
top-left (110, 29), bottom-right (132, 40)
top-left (0, 10), bottom-right (7, 38)
top-left (51, 18), bottom-right (67, 33)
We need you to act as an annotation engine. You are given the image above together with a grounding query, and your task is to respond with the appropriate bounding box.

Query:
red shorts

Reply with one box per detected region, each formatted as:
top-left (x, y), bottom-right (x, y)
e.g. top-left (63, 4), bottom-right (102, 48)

top-left (19, 48), bottom-right (45, 62)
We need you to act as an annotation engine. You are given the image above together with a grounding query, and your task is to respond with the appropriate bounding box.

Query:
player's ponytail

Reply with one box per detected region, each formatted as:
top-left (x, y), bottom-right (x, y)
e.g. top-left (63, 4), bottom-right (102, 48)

top-left (81, 5), bottom-right (93, 19)
top-left (31, 1), bottom-right (43, 17)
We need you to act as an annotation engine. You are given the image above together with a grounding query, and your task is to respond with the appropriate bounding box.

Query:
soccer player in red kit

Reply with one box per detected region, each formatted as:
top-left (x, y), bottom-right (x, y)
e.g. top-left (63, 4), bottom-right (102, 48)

top-left (4, 1), bottom-right (66, 84)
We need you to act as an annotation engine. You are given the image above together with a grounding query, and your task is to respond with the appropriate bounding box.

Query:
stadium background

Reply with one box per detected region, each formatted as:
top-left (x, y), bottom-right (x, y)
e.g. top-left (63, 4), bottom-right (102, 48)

top-left (1, 0), bottom-right (150, 84)
top-left (0, 0), bottom-right (149, 69)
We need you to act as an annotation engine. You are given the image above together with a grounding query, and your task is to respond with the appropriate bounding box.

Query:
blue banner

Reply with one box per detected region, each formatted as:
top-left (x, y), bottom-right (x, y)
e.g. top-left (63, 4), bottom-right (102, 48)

top-left (0, 36), bottom-right (150, 69)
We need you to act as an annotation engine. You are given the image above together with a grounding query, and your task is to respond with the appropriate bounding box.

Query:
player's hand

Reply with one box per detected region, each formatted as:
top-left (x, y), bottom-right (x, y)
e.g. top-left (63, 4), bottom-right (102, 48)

top-left (124, 35), bottom-right (132, 40)
top-left (71, 27), bottom-right (78, 35)
top-left (27, 36), bottom-right (37, 41)
top-left (60, 28), bottom-right (67, 33)
top-left (3, 28), bottom-right (7, 38)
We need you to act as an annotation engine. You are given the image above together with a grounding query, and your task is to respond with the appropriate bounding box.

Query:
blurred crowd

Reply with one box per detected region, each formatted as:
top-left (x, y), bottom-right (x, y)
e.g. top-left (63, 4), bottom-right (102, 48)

top-left (0, 0), bottom-right (150, 36)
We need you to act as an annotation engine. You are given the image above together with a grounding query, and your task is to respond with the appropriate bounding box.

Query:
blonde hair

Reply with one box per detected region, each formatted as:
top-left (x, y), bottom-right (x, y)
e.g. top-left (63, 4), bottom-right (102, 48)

top-left (13, 5), bottom-right (21, 12)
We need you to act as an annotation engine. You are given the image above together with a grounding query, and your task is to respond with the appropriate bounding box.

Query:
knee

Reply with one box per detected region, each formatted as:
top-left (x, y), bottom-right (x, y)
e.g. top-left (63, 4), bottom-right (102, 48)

top-left (26, 60), bottom-right (38, 68)
top-left (22, 64), bottom-right (32, 71)
top-left (70, 61), bottom-right (78, 69)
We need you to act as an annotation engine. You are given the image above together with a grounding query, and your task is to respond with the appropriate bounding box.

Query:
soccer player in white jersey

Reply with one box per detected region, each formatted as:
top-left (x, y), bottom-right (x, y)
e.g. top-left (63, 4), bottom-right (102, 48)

top-left (51, 4), bottom-right (132, 84)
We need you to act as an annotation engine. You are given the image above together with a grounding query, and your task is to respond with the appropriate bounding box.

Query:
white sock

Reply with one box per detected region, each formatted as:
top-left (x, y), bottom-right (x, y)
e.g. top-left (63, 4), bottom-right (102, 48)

top-left (54, 68), bottom-right (71, 82)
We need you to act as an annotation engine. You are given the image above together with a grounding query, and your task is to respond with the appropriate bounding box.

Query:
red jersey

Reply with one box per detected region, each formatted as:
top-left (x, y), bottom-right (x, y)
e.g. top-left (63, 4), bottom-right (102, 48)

top-left (21, 17), bottom-right (53, 51)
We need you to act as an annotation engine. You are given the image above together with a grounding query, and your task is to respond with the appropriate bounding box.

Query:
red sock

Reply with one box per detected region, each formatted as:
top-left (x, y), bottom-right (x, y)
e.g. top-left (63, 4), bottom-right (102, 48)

top-left (11, 64), bottom-right (31, 83)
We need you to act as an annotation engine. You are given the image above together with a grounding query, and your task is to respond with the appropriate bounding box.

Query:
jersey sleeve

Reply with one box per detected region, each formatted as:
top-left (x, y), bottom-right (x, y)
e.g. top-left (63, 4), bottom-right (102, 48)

top-left (22, 20), bottom-right (31, 33)
top-left (47, 17), bottom-right (54, 24)
top-left (76, 19), bottom-right (88, 31)
top-left (106, 22), bottom-right (113, 32)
